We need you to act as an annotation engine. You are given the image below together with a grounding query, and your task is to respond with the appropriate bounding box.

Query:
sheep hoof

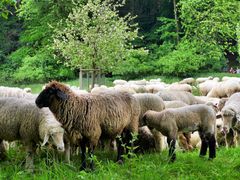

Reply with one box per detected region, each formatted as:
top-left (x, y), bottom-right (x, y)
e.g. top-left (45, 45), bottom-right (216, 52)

top-left (199, 155), bottom-right (206, 158)
top-left (208, 157), bottom-right (214, 161)
top-left (116, 159), bottom-right (124, 165)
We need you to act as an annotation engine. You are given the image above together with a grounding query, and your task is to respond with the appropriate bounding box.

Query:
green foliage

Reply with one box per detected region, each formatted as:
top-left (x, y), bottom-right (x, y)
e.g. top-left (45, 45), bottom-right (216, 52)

top-left (0, 0), bottom-right (16, 19)
top-left (1, 0), bottom-right (80, 83)
top-left (53, 0), bottom-right (142, 73)
top-left (155, 40), bottom-right (225, 76)
top-left (179, 0), bottom-right (239, 52)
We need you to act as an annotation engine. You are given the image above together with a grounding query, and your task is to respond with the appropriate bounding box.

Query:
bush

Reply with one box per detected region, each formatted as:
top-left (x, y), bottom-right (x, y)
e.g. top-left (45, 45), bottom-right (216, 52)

top-left (154, 40), bottom-right (226, 76)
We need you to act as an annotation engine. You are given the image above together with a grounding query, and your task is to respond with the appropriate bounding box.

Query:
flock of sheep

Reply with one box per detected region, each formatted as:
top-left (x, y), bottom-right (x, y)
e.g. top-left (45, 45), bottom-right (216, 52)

top-left (0, 75), bottom-right (240, 172)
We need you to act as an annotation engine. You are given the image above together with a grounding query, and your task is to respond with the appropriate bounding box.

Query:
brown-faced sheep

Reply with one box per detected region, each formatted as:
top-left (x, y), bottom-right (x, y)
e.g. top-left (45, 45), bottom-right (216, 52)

top-left (142, 104), bottom-right (216, 162)
top-left (221, 92), bottom-right (240, 147)
top-left (0, 97), bottom-right (65, 172)
top-left (157, 90), bottom-right (204, 105)
top-left (35, 81), bottom-right (140, 170)
top-left (133, 93), bottom-right (165, 152)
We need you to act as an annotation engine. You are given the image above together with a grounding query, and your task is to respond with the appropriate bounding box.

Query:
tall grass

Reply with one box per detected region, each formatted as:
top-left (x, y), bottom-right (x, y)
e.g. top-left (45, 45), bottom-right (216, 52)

top-left (1, 146), bottom-right (240, 179)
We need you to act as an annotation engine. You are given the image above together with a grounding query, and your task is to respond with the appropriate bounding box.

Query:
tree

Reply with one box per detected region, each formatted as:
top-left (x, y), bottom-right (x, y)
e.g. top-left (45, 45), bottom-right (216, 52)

top-left (0, 0), bottom-right (16, 19)
top-left (53, 0), bottom-right (141, 87)
top-left (179, 0), bottom-right (239, 53)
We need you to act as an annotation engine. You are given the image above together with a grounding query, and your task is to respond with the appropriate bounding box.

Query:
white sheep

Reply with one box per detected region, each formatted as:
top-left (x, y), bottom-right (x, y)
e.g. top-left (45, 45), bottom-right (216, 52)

top-left (207, 80), bottom-right (240, 98)
top-left (179, 78), bottom-right (195, 85)
top-left (166, 83), bottom-right (192, 93)
top-left (0, 97), bottom-right (65, 172)
top-left (198, 80), bottom-right (219, 96)
top-left (196, 76), bottom-right (213, 84)
top-left (0, 86), bottom-right (32, 98)
top-left (221, 92), bottom-right (240, 147)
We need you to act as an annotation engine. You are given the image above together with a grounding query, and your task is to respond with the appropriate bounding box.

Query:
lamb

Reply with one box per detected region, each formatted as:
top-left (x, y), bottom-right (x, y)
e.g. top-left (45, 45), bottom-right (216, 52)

top-left (221, 92), bottom-right (240, 147)
top-left (0, 97), bottom-right (65, 172)
top-left (142, 104), bottom-right (216, 162)
top-left (179, 78), bottom-right (195, 85)
top-left (35, 81), bottom-right (140, 170)
top-left (133, 93), bottom-right (165, 152)
top-left (157, 90), bottom-right (204, 105)
top-left (207, 80), bottom-right (240, 98)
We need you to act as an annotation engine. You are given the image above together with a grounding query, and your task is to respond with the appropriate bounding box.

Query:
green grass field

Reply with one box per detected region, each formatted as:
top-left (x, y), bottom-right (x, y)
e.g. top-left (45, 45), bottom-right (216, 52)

top-left (1, 146), bottom-right (240, 180)
top-left (1, 72), bottom-right (240, 179)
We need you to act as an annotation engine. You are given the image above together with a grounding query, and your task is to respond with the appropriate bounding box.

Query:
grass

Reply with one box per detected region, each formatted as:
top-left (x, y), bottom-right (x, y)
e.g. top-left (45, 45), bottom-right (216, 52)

top-left (1, 146), bottom-right (240, 179)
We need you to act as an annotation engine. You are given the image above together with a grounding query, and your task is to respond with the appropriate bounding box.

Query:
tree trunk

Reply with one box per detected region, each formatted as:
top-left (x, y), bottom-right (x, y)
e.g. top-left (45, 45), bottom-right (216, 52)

top-left (173, 0), bottom-right (179, 44)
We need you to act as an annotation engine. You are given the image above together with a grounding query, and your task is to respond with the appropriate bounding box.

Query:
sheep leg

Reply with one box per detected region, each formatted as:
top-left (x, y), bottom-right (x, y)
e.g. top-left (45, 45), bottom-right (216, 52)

top-left (226, 129), bottom-right (235, 147)
top-left (0, 139), bottom-right (7, 160)
top-left (89, 145), bottom-right (95, 171)
top-left (116, 136), bottom-right (124, 164)
top-left (199, 132), bottom-right (208, 157)
top-left (64, 141), bottom-right (71, 164)
top-left (80, 140), bottom-right (87, 171)
top-left (167, 137), bottom-right (176, 162)
top-left (25, 143), bottom-right (37, 173)
top-left (208, 134), bottom-right (216, 159)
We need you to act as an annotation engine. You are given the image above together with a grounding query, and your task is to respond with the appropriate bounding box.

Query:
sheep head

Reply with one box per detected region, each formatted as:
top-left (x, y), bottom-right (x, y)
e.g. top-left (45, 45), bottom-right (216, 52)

top-left (221, 108), bottom-right (235, 134)
top-left (42, 127), bottom-right (65, 152)
top-left (36, 81), bottom-right (69, 108)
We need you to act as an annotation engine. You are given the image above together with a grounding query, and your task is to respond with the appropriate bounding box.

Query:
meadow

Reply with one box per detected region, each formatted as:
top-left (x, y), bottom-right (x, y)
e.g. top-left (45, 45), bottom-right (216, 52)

top-left (0, 145), bottom-right (240, 180)
top-left (1, 72), bottom-right (240, 179)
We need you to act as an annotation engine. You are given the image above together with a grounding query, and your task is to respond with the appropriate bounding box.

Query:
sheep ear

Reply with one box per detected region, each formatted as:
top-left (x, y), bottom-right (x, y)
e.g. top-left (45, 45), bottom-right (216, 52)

top-left (56, 90), bottom-right (68, 100)
top-left (236, 113), bottom-right (240, 122)
top-left (41, 134), bottom-right (50, 147)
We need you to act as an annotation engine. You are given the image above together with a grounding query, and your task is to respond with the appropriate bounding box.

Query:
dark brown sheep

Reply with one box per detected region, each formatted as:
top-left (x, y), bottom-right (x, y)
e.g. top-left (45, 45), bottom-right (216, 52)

top-left (35, 81), bottom-right (140, 170)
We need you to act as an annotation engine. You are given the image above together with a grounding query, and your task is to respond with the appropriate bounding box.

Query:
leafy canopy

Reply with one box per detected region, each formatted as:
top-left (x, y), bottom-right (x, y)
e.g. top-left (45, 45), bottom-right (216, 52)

top-left (53, 0), bottom-right (143, 72)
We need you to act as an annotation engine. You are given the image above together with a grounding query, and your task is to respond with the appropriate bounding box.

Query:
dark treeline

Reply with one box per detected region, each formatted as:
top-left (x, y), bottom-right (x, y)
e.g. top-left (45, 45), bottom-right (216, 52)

top-left (0, 0), bottom-right (239, 84)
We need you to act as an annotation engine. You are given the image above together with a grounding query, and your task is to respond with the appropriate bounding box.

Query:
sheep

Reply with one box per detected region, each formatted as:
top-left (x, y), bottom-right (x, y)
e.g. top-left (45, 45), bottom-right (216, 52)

top-left (166, 83), bottom-right (192, 93)
top-left (157, 90), bottom-right (204, 105)
top-left (145, 84), bottom-right (165, 94)
top-left (134, 126), bottom-right (156, 153)
top-left (23, 87), bottom-right (32, 93)
top-left (217, 98), bottom-right (228, 111)
top-left (142, 104), bottom-right (216, 162)
top-left (207, 80), bottom-right (240, 98)
top-left (0, 86), bottom-right (32, 98)
top-left (133, 93), bottom-right (165, 152)
top-left (196, 76), bottom-right (213, 84)
top-left (221, 92), bottom-right (240, 147)
top-left (222, 76), bottom-right (240, 82)
top-left (113, 79), bottom-right (127, 85)
top-left (215, 117), bottom-right (226, 147)
top-left (164, 100), bottom-right (188, 109)
top-left (113, 84), bottom-right (136, 94)
top-left (163, 101), bottom-right (191, 151)
top-left (35, 81), bottom-right (140, 170)
top-left (179, 78), bottom-right (195, 85)
top-left (195, 96), bottom-right (220, 106)
top-left (198, 80), bottom-right (219, 96)
top-left (0, 97), bottom-right (65, 172)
